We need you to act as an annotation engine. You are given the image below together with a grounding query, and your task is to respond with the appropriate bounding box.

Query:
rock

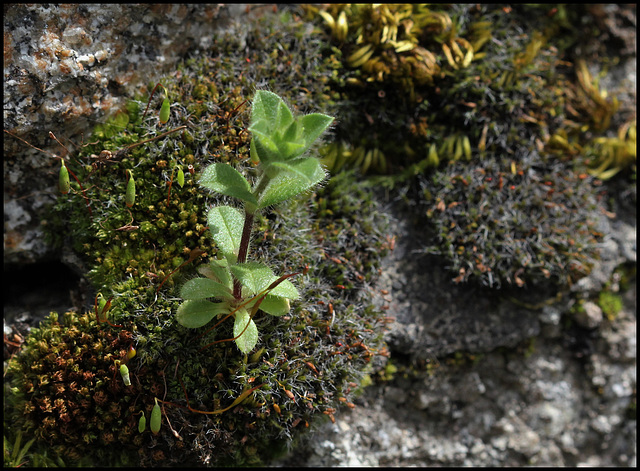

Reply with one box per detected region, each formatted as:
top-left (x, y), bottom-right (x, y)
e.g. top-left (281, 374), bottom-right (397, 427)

top-left (3, 4), bottom-right (240, 265)
top-left (574, 301), bottom-right (604, 329)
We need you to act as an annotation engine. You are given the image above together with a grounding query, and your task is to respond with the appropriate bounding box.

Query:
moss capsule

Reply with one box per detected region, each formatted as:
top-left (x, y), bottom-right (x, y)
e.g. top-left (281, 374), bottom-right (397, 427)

top-left (59, 159), bottom-right (70, 194)
top-left (177, 167), bottom-right (185, 187)
top-left (126, 170), bottom-right (136, 208)
top-left (119, 364), bottom-right (131, 386)
top-left (159, 98), bottom-right (171, 124)
top-left (138, 411), bottom-right (147, 433)
top-left (150, 397), bottom-right (161, 434)
top-left (126, 345), bottom-right (137, 360)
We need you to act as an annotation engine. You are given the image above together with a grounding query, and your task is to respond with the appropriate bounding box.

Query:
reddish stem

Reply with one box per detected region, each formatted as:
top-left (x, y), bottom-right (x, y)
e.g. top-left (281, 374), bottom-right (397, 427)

top-left (233, 210), bottom-right (254, 300)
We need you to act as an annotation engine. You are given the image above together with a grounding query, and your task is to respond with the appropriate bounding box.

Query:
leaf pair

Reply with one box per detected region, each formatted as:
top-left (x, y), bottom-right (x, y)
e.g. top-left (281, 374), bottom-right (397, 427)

top-left (200, 159), bottom-right (326, 211)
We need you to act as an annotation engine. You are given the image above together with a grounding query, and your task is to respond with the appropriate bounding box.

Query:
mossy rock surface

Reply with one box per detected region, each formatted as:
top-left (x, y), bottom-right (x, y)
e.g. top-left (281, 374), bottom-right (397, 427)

top-left (6, 10), bottom-right (390, 466)
top-left (5, 4), bottom-right (636, 467)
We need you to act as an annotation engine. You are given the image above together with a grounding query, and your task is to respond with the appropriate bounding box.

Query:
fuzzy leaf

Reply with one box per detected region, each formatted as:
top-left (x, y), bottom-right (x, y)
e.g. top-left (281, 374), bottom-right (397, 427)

top-left (250, 90), bottom-right (283, 127)
top-left (252, 294), bottom-right (291, 316)
top-left (233, 308), bottom-right (258, 353)
top-left (176, 299), bottom-right (228, 329)
top-left (250, 135), bottom-right (281, 164)
top-left (199, 163), bottom-right (257, 206)
top-left (266, 278), bottom-right (299, 300)
top-left (250, 137), bottom-right (261, 163)
top-left (280, 140), bottom-right (306, 161)
top-left (250, 90), bottom-right (296, 134)
top-left (207, 206), bottom-right (245, 263)
top-left (180, 277), bottom-right (233, 301)
top-left (198, 258), bottom-right (233, 288)
top-left (278, 121), bottom-right (305, 160)
top-left (258, 158), bottom-right (326, 209)
top-left (275, 98), bottom-right (295, 131)
top-left (281, 119), bottom-right (302, 144)
top-left (230, 262), bottom-right (275, 295)
top-left (231, 262), bottom-right (299, 299)
top-left (249, 91), bottom-right (333, 164)
top-left (300, 113), bottom-right (334, 152)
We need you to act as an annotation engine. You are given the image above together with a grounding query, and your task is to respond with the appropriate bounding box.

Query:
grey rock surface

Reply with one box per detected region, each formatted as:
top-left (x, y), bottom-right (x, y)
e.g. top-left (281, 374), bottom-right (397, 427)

top-left (4, 4), bottom-right (240, 265)
top-left (276, 198), bottom-right (636, 467)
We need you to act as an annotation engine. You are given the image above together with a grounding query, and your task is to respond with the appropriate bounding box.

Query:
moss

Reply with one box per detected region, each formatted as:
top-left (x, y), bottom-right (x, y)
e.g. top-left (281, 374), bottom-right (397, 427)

top-left (8, 9), bottom-right (390, 466)
top-left (597, 291), bottom-right (624, 320)
top-left (305, 4), bottom-right (633, 290)
top-left (5, 311), bottom-right (139, 466)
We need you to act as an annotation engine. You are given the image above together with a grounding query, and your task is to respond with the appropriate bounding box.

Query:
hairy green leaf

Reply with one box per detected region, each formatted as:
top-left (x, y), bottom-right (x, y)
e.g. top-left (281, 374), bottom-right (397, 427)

top-left (233, 307), bottom-right (258, 353)
top-left (230, 262), bottom-right (299, 299)
top-left (208, 206), bottom-right (245, 262)
top-left (251, 90), bottom-right (288, 129)
top-left (180, 277), bottom-right (233, 301)
top-left (249, 133), bottom-right (280, 163)
top-left (253, 294), bottom-right (291, 316)
top-left (230, 261), bottom-right (275, 294)
top-left (176, 299), bottom-right (228, 328)
top-left (198, 258), bottom-right (233, 288)
top-left (258, 158), bottom-right (326, 209)
top-left (199, 163), bottom-right (257, 206)
top-left (300, 113), bottom-right (334, 151)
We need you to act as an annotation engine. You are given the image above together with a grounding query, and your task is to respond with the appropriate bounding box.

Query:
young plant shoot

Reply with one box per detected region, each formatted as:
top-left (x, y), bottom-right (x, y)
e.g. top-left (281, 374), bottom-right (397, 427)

top-left (176, 90), bottom-right (334, 353)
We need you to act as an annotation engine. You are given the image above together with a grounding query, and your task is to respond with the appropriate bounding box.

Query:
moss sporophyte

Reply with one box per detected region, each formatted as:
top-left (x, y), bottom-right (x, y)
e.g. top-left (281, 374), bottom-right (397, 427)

top-left (176, 90), bottom-right (334, 354)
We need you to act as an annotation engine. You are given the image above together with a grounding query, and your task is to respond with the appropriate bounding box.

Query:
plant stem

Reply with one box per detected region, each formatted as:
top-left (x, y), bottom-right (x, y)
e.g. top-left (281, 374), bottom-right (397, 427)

top-left (233, 209), bottom-right (255, 300)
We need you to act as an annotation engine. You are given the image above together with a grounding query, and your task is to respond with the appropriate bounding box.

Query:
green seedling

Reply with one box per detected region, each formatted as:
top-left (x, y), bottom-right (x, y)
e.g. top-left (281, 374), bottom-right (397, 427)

top-left (176, 90), bottom-right (334, 353)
